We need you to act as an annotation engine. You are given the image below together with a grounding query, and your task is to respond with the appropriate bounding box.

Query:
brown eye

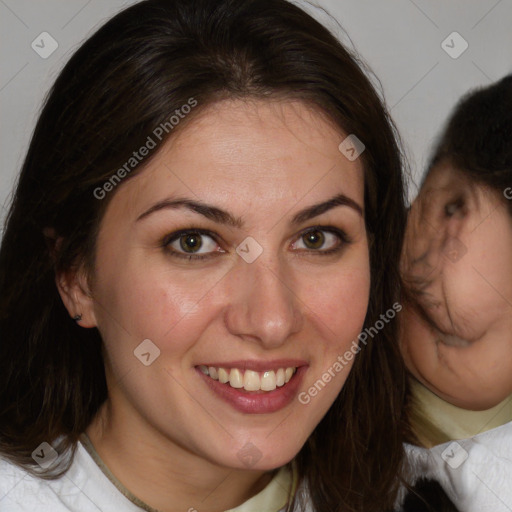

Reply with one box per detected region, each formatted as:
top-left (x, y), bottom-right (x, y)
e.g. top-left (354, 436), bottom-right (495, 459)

top-left (163, 229), bottom-right (224, 261)
top-left (179, 233), bottom-right (202, 253)
top-left (291, 228), bottom-right (346, 253)
top-left (165, 230), bottom-right (219, 257)
top-left (292, 226), bottom-right (352, 256)
top-left (302, 230), bottom-right (325, 249)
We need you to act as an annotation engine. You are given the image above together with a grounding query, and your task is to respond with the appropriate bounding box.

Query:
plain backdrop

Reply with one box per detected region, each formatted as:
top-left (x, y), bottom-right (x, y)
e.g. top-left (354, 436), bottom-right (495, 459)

top-left (1, 0), bottom-right (511, 231)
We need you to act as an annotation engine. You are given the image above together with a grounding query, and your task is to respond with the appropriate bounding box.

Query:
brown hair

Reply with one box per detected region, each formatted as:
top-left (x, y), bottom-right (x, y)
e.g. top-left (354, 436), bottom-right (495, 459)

top-left (0, 1), bottom-right (408, 510)
top-left (425, 74), bottom-right (512, 214)
top-left (402, 479), bottom-right (459, 512)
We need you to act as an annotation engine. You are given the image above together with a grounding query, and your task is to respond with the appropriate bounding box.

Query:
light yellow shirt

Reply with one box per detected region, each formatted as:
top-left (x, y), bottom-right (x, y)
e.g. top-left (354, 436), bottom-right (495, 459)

top-left (410, 378), bottom-right (512, 443)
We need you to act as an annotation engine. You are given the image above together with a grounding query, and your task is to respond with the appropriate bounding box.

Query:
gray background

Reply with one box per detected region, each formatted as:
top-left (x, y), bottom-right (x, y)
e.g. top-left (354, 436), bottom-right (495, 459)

top-left (1, 0), bottom-right (511, 229)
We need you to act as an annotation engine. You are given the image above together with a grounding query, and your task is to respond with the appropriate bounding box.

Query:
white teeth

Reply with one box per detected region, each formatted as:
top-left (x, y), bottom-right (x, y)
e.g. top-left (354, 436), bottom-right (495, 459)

top-left (208, 366), bottom-right (218, 380)
top-left (229, 368), bottom-right (244, 388)
top-left (261, 371), bottom-right (277, 391)
top-left (243, 370), bottom-right (261, 391)
top-left (218, 367), bottom-right (229, 383)
top-left (276, 368), bottom-right (285, 387)
top-left (199, 365), bottom-right (297, 392)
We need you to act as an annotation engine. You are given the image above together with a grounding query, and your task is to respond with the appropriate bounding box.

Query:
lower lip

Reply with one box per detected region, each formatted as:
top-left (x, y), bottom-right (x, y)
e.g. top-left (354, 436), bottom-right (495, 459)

top-left (197, 366), bottom-right (307, 414)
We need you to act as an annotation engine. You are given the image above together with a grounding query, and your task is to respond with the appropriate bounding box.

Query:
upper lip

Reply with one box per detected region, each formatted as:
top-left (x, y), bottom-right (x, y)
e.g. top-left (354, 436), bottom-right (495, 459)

top-left (195, 359), bottom-right (308, 372)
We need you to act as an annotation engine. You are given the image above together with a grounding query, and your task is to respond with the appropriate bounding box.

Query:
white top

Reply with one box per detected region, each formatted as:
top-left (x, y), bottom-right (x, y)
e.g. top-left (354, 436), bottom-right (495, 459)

top-left (0, 435), bottom-right (294, 512)
top-left (405, 420), bottom-right (512, 512)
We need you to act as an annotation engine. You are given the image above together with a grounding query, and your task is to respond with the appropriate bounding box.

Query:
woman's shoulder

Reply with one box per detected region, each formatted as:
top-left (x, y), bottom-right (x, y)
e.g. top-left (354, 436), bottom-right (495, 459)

top-left (0, 439), bottom-right (143, 512)
top-left (0, 454), bottom-right (66, 512)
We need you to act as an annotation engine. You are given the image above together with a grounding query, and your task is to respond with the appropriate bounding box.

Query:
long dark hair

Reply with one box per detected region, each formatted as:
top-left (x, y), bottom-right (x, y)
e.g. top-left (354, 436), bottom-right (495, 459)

top-left (425, 74), bottom-right (512, 213)
top-left (0, 1), bottom-right (408, 510)
top-left (401, 479), bottom-right (459, 512)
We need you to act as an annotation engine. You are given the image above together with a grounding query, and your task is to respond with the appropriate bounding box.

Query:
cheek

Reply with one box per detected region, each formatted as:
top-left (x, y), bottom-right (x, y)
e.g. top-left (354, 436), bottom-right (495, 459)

top-left (400, 306), bottom-right (435, 374)
top-left (312, 262), bottom-right (371, 355)
top-left (93, 257), bottom-right (226, 357)
top-left (470, 227), bottom-right (512, 301)
top-left (442, 240), bottom-right (511, 336)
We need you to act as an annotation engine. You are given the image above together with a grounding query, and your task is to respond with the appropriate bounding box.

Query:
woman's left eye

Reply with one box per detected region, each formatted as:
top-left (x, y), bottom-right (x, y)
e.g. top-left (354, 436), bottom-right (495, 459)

top-left (291, 227), bottom-right (347, 254)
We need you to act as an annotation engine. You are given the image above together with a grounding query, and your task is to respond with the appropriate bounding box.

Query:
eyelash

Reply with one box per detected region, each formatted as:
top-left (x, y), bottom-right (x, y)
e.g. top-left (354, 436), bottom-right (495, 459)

top-left (161, 226), bottom-right (351, 261)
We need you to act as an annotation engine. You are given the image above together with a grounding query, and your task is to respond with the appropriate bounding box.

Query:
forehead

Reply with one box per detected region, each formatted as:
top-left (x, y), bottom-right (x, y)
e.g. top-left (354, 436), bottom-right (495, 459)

top-left (422, 161), bottom-right (465, 191)
top-left (420, 160), bottom-right (505, 209)
top-left (106, 98), bottom-right (365, 220)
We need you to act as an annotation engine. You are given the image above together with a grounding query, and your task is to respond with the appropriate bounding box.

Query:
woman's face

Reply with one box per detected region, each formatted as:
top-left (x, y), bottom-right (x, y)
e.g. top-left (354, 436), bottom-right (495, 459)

top-left (401, 161), bottom-right (512, 410)
top-left (76, 99), bottom-right (370, 470)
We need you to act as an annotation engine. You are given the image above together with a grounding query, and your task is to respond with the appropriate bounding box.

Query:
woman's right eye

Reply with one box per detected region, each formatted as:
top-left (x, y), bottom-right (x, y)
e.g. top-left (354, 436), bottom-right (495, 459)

top-left (163, 230), bottom-right (223, 260)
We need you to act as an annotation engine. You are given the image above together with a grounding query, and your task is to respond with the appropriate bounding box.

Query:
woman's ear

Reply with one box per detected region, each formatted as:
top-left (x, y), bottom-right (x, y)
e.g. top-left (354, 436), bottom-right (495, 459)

top-left (55, 264), bottom-right (97, 328)
top-left (43, 228), bottom-right (97, 328)
top-left (49, 231), bottom-right (97, 328)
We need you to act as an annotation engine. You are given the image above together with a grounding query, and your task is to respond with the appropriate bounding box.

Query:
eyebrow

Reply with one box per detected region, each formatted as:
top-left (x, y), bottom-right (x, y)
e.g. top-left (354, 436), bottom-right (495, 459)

top-left (135, 192), bottom-right (363, 227)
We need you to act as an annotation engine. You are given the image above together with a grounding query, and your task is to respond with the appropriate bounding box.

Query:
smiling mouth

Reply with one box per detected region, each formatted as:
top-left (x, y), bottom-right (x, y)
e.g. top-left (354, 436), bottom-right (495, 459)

top-left (198, 365), bottom-right (297, 392)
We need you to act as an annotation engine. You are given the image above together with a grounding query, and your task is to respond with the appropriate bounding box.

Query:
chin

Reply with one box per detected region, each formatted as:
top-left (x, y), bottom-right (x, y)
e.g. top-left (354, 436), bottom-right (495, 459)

top-left (228, 442), bottom-right (301, 472)
top-left (453, 393), bottom-right (512, 411)
top-left (428, 381), bottom-right (511, 411)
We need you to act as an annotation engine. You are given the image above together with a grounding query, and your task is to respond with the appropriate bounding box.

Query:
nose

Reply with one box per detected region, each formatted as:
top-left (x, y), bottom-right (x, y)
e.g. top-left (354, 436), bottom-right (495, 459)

top-left (223, 255), bottom-right (303, 349)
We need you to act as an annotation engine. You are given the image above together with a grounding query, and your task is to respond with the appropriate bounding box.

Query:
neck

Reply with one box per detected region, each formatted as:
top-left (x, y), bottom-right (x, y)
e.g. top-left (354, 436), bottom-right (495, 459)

top-left (85, 399), bottom-right (276, 512)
